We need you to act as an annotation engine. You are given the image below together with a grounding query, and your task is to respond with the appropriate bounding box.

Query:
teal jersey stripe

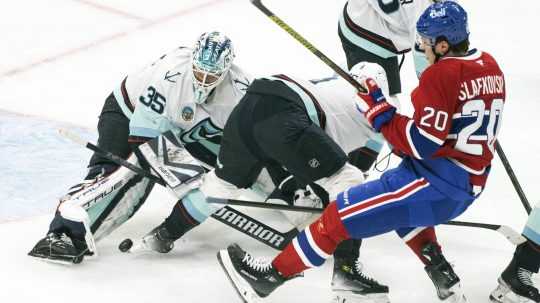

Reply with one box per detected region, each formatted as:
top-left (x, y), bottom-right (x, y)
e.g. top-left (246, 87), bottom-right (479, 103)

top-left (339, 14), bottom-right (397, 59)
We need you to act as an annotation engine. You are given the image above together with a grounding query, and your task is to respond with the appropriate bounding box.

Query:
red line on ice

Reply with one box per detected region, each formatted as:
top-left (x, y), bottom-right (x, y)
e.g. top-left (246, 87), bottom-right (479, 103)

top-left (1, 0), bottom-right (230, 78)
top-left (72, 0), bottom-right (148, 22)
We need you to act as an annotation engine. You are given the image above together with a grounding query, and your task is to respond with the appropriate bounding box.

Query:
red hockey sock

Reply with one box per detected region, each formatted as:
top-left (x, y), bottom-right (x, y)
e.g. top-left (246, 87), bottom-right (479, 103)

top-left (404, 226), bottom-right (440, 265)
top-left (272, 242), bottom-right (309, 278)
top-left (272, 202), bottom-right (350, 277)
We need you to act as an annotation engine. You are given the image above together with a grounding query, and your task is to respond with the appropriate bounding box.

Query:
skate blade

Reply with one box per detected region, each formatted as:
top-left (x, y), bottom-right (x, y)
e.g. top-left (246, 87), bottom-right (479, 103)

top-left (217, 249), bottom-right (261, 303)
top-left (28, 252), bottom-right (81, 266)
top-left (120, 237), bottom-right (174, 254)
top-left (126, 240), bottom-right (149, 253)
top-left (331, 291), bottom-right (390, 303)
top-left (119, 238), bottom-right (157, 254)
top-left (490, 278), bottom-right (535, 303)
top-left (443, 283), bottom-right (467, 303)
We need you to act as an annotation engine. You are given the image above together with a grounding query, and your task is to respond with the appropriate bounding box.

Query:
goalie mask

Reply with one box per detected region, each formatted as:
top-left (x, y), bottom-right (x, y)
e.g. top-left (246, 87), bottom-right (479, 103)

top-left (191, 31), bottom-right (235, 104)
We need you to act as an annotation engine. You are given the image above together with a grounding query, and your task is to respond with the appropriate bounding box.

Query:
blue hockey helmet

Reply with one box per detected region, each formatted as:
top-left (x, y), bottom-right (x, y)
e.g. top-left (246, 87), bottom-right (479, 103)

top-left (191, 31), bottom-right (235, 104)
top-left (416, 1), bottom-right (469, 46)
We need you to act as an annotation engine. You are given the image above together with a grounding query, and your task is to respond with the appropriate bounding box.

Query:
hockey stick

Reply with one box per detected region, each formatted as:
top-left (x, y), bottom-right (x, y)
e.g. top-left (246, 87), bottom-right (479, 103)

top-left (443, 221), bottom-right (525, 245)
top-left (121, 206), bottom-right (298, 252)
top-left (58, 129), bottom-right (166, 186)
top-left (58, 130), bottom-right (525, 247)
top-left (59, 129), bottom-right (297, 250)
top-left (250, 0), bottom-right (366, 93)
top-left (208, 197), bottom-right (526, 245)
top-left (495, 141), bottom-right (532, 214)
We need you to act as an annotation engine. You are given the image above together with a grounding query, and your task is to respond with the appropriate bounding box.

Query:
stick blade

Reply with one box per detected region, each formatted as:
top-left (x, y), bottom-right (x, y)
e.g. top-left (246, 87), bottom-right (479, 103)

top-left (58, 128), bottom-right (87, 146)
top-left (496, 225), bottom-right (527, 245)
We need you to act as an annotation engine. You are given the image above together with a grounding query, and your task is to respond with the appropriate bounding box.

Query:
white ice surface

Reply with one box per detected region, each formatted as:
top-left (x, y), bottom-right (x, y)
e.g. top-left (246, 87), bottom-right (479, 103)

top-left (1, 0), bottom-right (539, 302)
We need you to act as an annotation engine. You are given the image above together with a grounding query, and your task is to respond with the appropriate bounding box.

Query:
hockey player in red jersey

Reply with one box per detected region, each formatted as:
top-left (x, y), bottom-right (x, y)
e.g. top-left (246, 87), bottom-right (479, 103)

top-left (336, 0), bottom-right (461, 301)
top-left (217, 2), bottom-right (507, 302)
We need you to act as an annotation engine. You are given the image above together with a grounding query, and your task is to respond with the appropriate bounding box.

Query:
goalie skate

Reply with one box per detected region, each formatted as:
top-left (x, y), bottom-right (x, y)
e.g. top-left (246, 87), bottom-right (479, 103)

top-left (28, 233), bottom-right (90, 265)
top-left (120, 223), bottom-right (176, 254)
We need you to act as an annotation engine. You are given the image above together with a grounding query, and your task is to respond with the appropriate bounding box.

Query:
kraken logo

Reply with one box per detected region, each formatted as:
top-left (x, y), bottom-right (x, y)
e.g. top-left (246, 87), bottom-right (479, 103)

top-left (181, 118), bottom-right (222, 143)
top-left (181, 106), bottom-right (194, 122)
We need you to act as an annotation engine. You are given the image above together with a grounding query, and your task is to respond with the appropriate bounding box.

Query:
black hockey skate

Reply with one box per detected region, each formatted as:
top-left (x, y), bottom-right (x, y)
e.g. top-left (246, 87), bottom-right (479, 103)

top-left (217, 243), bottom-right (286, 302)
top-left (122, 201), bottom-right (200, 254)
top-left (422, 242), bottom-right (466, 302)
top-left (490, 243), bottom-right (540, 303)
top-left (140, 223), bottom-right (177, 253)
top-left (331, 256), bottom-right (390, 303)
top-left (28, 232), bottom-right (90, 264)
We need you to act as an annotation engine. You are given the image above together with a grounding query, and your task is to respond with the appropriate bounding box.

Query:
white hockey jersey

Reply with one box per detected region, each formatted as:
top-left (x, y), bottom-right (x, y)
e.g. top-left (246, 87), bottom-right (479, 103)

top-left (265, 75), bottom-right (385, 156)
top-left (340, 0), bottom-right (433, 56)
top-left (112, 46), bottom-right (252, 165)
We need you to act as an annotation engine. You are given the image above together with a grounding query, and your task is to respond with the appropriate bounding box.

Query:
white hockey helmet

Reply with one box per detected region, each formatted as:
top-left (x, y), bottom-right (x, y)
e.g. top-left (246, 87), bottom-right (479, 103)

top-left (191, 31), bottom-right (235, 104)
top-left (350, 62), bottom-right (401, 111)
top-left (349, 61), bottom-right (390, 98)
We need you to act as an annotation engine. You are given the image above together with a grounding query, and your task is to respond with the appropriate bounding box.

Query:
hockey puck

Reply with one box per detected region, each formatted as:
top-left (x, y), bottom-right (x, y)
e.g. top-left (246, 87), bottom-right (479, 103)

top-left (118, 238), bottom-right (133, 252)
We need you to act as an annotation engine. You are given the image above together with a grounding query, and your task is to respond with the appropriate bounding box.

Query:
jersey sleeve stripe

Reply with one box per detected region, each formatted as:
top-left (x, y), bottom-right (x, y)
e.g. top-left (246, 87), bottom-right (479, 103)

top-left (271, 74), bottom-right (326, 129)
top-left (129, 126), bottom-right (161, 138)
top-left (339, 3), bottom-right (407, 56)
top-left (127, 135), bottom-right (151, 143)
top-left (408, 122), bottom-right (444, 159)
top-left (417, 127), bottom-right (445, 145)
top-left (406, 120), bottom-right (423, 159)
top-left (113, 79), bottom-right (134, 119)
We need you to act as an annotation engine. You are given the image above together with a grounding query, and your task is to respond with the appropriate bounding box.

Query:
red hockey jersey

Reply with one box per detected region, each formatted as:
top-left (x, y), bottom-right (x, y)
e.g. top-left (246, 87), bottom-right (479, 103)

top-left (381, 49), bottom-right (506, 187)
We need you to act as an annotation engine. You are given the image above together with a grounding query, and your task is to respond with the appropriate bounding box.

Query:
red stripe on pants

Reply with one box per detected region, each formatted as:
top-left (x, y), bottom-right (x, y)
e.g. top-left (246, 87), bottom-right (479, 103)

top-left (339, 178), bottom-right (428, 218)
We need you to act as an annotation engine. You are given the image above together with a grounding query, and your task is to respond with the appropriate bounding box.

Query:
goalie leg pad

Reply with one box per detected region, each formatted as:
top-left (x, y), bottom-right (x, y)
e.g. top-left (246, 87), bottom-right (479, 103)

top-left (50, 154), bottom-right (155, 242)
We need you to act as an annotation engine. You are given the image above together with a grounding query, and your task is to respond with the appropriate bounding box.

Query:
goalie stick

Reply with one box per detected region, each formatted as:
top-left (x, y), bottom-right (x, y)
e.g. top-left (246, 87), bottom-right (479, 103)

top-left (250, 0), bottom-right (535, 218)
top-left (120, 207), bottom-right (298, 252)
top-left (208, 197), bottom-right (526, 245)
top-left (59, 129), bottom-right (298, 251)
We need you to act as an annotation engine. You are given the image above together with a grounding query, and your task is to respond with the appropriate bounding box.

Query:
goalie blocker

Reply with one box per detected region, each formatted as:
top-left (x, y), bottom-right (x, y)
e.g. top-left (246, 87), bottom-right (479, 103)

top-left (28, 131), bottom-right (205, 264)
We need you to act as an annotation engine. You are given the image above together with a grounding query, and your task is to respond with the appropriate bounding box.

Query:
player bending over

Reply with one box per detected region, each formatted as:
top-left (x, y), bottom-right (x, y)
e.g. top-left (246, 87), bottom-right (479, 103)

top-left (180, 62), bottom-right (391, 303)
